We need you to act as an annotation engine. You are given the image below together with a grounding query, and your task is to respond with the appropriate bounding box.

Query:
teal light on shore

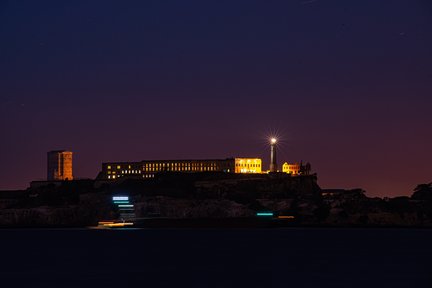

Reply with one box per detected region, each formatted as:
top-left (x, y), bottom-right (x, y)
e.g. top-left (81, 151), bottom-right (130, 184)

top-left (113, 201), bottom-right (129, 204)
top-left (256, 212), bottom-right (274, 217)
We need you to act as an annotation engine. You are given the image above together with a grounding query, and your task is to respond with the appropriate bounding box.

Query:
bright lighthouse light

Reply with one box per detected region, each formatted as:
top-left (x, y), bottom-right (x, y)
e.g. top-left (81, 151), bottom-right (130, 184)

top-left (270, 138), bottom-right (277, 144)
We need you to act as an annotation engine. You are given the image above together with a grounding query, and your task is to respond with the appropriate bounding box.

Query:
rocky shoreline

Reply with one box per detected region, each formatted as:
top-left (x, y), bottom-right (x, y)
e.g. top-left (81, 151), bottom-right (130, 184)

top-left (0, 173), bottom-right (431, 228)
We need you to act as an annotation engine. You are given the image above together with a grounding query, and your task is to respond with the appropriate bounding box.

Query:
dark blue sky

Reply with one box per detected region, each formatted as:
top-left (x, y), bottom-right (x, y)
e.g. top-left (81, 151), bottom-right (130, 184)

top-left (1, 0), bottom-right (431, 196)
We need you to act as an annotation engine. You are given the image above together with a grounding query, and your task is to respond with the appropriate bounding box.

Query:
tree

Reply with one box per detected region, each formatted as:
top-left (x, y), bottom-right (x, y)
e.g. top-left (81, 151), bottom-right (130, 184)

top-left (411, 183), bottom-right (432, 201)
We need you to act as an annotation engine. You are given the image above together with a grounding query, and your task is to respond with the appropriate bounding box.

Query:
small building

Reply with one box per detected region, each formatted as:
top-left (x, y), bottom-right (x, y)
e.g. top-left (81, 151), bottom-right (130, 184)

top-left (282, 162), bottom-right (300, 175)
top-left (47, 150), bottom-right (73, 181)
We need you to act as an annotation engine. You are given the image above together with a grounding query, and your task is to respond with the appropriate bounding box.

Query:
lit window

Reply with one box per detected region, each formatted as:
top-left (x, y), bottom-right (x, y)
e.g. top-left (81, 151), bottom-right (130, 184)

top-left (107, 166), bottom-right (111, 169)
top-left (117, 165), bottom-right (121, 169)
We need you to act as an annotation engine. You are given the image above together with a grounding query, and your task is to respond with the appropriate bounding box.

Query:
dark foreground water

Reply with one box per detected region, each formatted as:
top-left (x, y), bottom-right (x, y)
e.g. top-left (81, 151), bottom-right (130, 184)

top-left (0, 228), bottom-right (431, 288)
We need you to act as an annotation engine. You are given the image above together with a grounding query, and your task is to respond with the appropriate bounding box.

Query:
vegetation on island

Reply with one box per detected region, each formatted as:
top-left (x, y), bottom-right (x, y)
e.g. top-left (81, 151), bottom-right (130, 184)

top-left (0, 174), bottom-right (431, 228)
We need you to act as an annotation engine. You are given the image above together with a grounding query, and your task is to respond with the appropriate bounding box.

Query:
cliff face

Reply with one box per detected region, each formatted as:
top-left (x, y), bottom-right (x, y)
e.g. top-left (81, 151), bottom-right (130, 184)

top-left (2, 174), bottom-right (431, 227)
top-left (125, 173), bottom-right (321, 219)
top-left (0, 180), bottom-right (114, 227)
top-left (0, 194), bottom-right (115, 227)
top-left (0, 173), bottom-right (321, 226)
top-left (134, 197), bottom-right (253, 218)
top-left (320, 190), bottom-right (432, 226)
top-left (0, 206), bottom-right (84, 227)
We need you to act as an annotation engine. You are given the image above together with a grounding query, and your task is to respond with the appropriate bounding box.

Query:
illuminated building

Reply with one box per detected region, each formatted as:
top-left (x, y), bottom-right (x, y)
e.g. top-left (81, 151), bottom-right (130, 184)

top-left (282, 162), bottom-right (300, 175)
top-left (234, 158), bottom-right (262, 173)
top-left (47, 150), bottom-right (73, 180)
top-left (98, 158), bottom-right (262, 180)
top-left (269, 138), bottom-right (277, 172)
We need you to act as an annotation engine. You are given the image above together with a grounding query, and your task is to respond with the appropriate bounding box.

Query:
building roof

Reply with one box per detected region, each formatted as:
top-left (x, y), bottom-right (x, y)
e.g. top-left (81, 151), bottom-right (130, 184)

top-left (48, 150), bottom-right (72, 153)
top-left (101, 158), bottom-right (239, 165)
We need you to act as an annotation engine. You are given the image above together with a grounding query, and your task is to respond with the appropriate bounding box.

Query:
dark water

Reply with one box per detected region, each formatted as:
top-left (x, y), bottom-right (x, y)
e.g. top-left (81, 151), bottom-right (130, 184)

top-left (0, 228), bottom-right (431, 288)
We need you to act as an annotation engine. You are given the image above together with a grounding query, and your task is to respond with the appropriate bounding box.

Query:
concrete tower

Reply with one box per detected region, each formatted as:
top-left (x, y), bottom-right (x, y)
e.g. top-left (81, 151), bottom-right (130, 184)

top-left (269, 138), bottom-right (277, 172)
top-left (47, 150), bottom-right (73, 180)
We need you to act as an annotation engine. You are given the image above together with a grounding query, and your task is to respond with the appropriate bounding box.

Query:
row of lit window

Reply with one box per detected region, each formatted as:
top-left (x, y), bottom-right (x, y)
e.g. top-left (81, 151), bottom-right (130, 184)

top-left (107, 163), bottom-right (220, 170)
top-left (108, 170), bottom-right (142, 174)
top-left (143, 166), bottom-right (218, 172)
top-left (283, 170), bottom-right (300, 174)
top-left (107, 174), bottom-right (142, 179)
top-left (107, 167), bottom-right (229, 179)
top-left (236, 163), bottom-right (261, 167)
top-left (108, 169), bottom-right (228, 180)
top-left (237, 159), bottom-right (260, 163)
top-left (107, 165), bottom-right (140, 170)
top-left (122, 170), bottom-right (141, 174)
top-left (239, 169), bottom-right (260, 173)
top-left (143, 162), bottom-right (218, 168)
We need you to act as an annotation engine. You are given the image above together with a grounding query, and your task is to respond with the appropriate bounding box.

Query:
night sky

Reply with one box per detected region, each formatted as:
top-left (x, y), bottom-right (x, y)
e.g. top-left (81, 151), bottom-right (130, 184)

top-left (1, 0), bottom-right (431, 197)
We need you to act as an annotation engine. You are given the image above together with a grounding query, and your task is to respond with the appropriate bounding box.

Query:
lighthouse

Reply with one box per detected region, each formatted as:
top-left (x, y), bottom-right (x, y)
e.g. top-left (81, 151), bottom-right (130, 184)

top-left (269, 138), bottom-right (277, 172)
